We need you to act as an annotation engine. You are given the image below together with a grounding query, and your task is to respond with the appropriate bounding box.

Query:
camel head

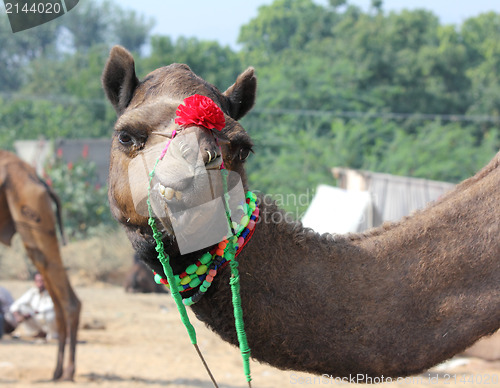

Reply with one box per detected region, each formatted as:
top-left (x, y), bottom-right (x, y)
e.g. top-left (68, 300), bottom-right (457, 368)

top-left (102, 46), bottom-right (257, 258)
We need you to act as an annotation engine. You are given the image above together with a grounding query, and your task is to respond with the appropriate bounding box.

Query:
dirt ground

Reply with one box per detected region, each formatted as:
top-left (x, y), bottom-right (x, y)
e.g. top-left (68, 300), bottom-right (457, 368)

top-left (1, 279), bottom-right (500, 388)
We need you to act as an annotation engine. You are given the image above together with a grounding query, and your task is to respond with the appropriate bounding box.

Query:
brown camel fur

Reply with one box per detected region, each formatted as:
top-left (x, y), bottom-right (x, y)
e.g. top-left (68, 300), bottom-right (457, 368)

top-left (102, 45), bottom-right (500, 378)
top-left (0, 150), bottom-right (81, 381)
top-left (124, 253), bottom-right (168, 293)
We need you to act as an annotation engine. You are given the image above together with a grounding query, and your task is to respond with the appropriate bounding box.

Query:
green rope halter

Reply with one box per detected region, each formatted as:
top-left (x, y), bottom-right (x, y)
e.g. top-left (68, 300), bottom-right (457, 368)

top-left (221, 169), bottom-right (252, 382)
top-left (146, 156), bottom-right (253, 386)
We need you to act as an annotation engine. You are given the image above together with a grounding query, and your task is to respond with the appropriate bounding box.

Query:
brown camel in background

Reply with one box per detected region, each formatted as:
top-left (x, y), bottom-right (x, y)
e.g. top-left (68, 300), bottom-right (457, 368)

top-left (102, 45), bottom-right (499, 379)
top-left (0, 150), bottom-right (81, 381)
top-left (124, 252), bottom-right (167, 293)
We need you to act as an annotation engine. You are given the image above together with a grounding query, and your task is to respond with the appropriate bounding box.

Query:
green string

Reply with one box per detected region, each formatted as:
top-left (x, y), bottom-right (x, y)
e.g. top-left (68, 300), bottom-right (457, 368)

top-left (221, 170), bottom-right (252, 383)
top-left (148, 159), bottom-right (252, 384)
top-left (228, 246), bottom-right (252, 383)
top-left (147, 160), bottom-right (197, 346)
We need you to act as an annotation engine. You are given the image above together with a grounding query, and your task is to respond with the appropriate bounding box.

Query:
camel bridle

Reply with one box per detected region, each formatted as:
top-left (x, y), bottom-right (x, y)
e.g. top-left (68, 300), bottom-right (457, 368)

top-left (146, 95), bottom-right (256, 388)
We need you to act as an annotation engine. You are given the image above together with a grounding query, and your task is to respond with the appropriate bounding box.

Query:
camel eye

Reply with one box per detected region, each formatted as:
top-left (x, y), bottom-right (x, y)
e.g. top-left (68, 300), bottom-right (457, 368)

top-left (239, 148), bottom-right (251, 161)
top-left (118, 132), bottom-right (134, 146)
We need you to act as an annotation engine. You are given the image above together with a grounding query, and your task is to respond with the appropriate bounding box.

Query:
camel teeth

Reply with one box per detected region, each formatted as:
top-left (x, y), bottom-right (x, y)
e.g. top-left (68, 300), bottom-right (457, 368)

top-left (159, 184), bottom-right (166, 196)
top-left (175, 191), bottom-right (182, 200)
top-left (164, 187), bottom-right (175, 200)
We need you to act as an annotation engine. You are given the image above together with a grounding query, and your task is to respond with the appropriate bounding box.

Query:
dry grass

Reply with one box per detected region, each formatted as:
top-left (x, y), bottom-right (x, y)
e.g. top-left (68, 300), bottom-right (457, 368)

top-left (0, 229), bottom-right (134, 286)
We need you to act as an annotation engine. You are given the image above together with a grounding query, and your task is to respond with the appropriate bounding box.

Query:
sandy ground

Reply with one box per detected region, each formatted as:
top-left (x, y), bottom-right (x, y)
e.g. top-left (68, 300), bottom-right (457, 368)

top-left (1, 279), bottom-right (500, 388)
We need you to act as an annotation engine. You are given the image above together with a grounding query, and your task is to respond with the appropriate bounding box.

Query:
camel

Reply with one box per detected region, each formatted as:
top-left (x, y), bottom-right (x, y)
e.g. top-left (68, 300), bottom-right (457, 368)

top-left (102, 45), bottom-right (500, 379)
top-left (0, 150), bottom-right (81, 381)
top-left (124, 253), bottom-right (168, 293)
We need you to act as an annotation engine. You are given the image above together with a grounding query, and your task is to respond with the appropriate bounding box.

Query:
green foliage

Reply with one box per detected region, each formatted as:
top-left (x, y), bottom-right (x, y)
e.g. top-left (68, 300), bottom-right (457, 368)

top-left (141, 36), bottom-right (242, 89)
top-left (58, 0), bottom-right (154, 53)
top-left (0, 11), bottom-right (58, 91)
top-left (44, 156), bottom-right (115, 240)
top-left (244, 112), bottom-right (499, 204)
top-left (2, 0), bottom-right (500, 228)
top-left (237, 0), bottom-right (500, 202)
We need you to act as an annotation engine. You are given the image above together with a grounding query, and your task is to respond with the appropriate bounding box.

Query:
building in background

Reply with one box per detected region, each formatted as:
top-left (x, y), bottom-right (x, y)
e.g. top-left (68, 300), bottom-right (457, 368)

top-left (14, 138), bottom-right (111, 186)
top-left (302, 167), bottom-right (455, 234)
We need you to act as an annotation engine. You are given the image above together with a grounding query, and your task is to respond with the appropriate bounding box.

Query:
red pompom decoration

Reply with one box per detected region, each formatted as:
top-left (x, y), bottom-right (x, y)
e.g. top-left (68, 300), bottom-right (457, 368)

top-left (175, 94), bottom-right (225, 131)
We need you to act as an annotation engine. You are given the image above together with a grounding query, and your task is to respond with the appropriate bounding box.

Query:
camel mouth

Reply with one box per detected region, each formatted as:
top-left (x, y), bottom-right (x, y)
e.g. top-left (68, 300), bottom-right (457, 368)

top-left (205, 155), bottom-right (223, 170)
top-left (157, 184), bottom-right (183, 203)
top-left (148, 170), bottom-right (247, 255)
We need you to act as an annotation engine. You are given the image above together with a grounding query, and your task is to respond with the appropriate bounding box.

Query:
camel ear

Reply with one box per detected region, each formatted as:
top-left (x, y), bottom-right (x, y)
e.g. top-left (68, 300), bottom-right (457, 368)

top-left (223, 67), bottom-right (257, 120)
top-left (102, 45), bottom-right (139, 116)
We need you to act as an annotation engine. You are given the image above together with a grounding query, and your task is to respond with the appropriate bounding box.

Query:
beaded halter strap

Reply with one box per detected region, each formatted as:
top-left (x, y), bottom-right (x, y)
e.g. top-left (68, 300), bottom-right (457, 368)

top-left (152, 191), bottom-right (259, 306)
top-left (146, 94), bottom-right (255, 387)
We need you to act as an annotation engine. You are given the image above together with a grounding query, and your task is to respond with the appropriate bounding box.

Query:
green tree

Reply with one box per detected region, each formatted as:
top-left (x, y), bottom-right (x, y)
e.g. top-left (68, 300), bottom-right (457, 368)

top-left (113, 9), bottom-right (154, 53)
top-left (462, 13), bottom-right (500, 117)
top-left (60, 0), bottom-right (153, 53)
top-left (142, 36), bottom-right (242, 89)
top-left (239, 0), bottom-right (335, 62)
top-left (44, 156), bottom-right (115, 239)
top-left (0, 13), bottom-right (59, 91)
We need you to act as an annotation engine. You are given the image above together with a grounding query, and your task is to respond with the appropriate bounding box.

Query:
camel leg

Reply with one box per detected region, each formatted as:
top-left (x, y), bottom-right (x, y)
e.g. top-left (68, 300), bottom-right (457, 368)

top-left (6, 179), bottom-right (81, 381)
top-left (44, 273), bottom-right (80, 381)
top-left (59, 278), bottom-right (81, 381)
top-left (44, 260), bottom-right (81, 380)
top-left (27, 247), bottom-right (82, 380)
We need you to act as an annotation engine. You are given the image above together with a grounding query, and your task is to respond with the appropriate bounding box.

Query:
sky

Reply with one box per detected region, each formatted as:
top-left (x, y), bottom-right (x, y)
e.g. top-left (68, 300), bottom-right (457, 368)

top-left (115, 0), bottom-right (500, 49)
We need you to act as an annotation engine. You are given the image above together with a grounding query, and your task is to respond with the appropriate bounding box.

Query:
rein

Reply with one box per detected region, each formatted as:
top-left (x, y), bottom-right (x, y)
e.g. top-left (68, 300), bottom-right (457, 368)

top-left (146, 95), bottom-right (255, 387)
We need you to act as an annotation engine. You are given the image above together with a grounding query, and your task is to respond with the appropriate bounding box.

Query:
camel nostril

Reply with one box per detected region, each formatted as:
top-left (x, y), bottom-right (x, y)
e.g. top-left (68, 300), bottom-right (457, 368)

top-left (179, 141), bottom-right (191, 158)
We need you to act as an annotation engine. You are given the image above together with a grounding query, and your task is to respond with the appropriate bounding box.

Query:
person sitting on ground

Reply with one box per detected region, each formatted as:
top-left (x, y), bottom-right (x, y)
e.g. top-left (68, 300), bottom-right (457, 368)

top-left (0, 285), bottom-right (16, 337)
top-left (9, 272), bottom-right (57, 340)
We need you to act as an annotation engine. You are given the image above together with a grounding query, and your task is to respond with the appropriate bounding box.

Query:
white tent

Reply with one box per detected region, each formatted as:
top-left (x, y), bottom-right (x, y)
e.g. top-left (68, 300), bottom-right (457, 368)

top-left (302, 169), bottom-right (455, 235)
top-left (301, 184), bottom-right (373, 234)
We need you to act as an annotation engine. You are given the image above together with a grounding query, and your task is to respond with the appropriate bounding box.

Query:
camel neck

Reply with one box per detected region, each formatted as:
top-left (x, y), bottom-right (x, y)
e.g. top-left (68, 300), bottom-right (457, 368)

top-left (190, 178), bottom-right (500, 378)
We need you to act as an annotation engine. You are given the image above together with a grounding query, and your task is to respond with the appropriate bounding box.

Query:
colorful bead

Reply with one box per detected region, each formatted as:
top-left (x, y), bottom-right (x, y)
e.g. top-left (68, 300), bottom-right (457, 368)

top-left (191, 293), bottom-right (204, 303)
top-left (151, 191), bottom-right (258, 305)
top-left (200, 252), bottom-right (212, 264)
top-left (247, 192), bottom-right (256, 202)
top-left (196, 264), bottom-right (208, 275)
top-left (186, 263), bottom-right (198, 274)
top-left (202, 280), bottom-right (211, 288)
top-left (189, 277), bottom-right (202, 288)
top-left (154, 273), bottom-right (163, 284)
